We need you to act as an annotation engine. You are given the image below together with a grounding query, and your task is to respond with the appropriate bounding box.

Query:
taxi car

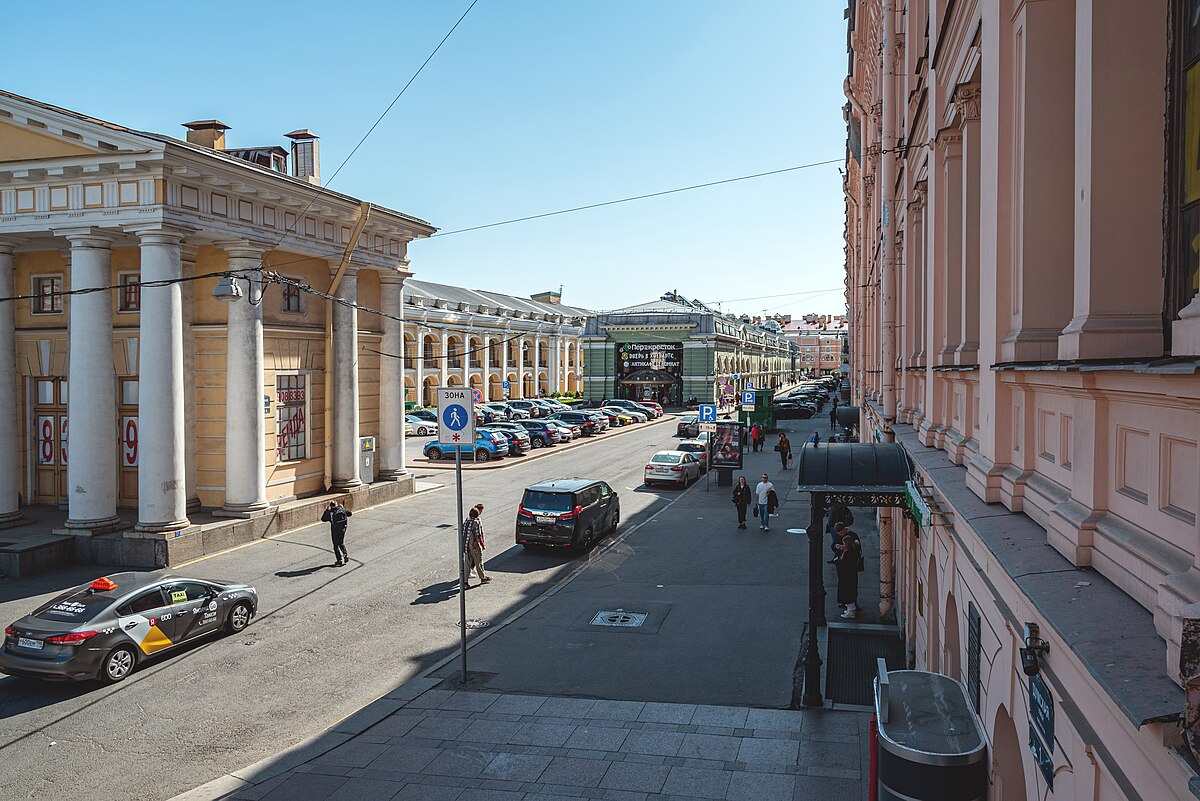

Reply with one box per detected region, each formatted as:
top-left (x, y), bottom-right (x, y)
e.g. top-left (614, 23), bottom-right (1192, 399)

top-left (1, 572), bottom-right (257, 683)
top-left (674, 439), bottom-right (710, 473)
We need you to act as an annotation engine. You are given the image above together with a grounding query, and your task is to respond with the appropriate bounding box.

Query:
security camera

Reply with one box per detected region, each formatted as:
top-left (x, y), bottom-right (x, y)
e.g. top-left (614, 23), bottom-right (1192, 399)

top-left (1021, 622), bottom-right (1050, 677)
top-left (1020, 646), bottom-right (1040, 677)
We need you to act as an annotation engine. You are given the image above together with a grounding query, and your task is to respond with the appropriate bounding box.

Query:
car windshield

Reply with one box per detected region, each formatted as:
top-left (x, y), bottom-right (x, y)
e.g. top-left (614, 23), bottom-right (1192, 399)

top-left (677, 444), bottom-right (704, 453)
top-left (651, 453), bottom-right (682, 464)
top-left (680, 416), bottom-right (697, 423)
top-left (33, 589), bottom-right (117, 622)
top-left (523, 490), bottom-right (574, 512)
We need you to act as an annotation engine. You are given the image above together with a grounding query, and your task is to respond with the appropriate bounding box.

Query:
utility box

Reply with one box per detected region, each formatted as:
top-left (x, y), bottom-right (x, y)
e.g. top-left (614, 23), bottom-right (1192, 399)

top-left (874, 664), bottom-right (987, 801)
top-left (359, 436), bottom-right (376, 485)
top-left (737, 388), bottom-right (776, 432)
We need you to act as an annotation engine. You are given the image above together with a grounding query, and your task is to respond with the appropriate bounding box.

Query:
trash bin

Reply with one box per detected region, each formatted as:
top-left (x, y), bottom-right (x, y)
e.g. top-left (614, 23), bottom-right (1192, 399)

top-left (358, 436), bottom-right (376, 485)
top-left (874, 661), bottom-right (986, 801)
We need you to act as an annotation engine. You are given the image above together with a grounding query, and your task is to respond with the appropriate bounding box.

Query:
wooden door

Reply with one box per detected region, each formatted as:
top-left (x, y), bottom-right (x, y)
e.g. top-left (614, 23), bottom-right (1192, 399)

top-left (118, 378), bottom-right (139, 508)
top-left (32, 378), bottom-right (67, 505)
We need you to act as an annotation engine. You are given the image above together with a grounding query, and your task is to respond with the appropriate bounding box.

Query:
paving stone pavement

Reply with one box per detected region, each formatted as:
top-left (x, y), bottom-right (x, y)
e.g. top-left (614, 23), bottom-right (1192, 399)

top-left (180, 683), bottom-right (870, 801)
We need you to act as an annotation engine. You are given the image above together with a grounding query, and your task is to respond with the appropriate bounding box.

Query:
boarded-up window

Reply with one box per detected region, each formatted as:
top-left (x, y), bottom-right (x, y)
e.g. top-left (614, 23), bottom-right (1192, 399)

top-left (967, 602), bottom-right (982, 713)
top-left (275, 374), bottom-right (307, 462)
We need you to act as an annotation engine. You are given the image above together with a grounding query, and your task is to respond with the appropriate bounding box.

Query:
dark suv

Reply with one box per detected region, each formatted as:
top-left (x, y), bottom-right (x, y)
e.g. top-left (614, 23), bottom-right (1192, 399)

top-left (516, 420), bottom-right (562, 448)
top-left (516, 478), bottom-right (620, 549)
top-left (548, 410), bottom-right (600, 436)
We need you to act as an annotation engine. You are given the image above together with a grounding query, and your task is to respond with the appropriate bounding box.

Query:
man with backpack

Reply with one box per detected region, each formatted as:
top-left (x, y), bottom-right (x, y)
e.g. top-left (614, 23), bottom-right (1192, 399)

top-left (321, 500), bottom-right (352, 567)
top-left (463, 504), bottom-right (491, 586)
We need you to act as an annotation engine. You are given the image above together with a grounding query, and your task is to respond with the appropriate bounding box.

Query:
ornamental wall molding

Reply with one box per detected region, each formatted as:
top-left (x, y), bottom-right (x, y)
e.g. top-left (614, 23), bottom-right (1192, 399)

top-left (935, 129), bottom-right (964, 152)
top-left (953, 84), bottom-right (981, 121)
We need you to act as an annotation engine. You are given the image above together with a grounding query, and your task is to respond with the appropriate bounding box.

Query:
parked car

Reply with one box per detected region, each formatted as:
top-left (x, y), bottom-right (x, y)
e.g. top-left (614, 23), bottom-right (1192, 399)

top-left (580, 411), bottom-right (610, 432)
top-left (606, 399), bottom-right (660, 418)
top-left (410, 409), bottom-right (438, 423)
top-left (475, 405), bottom-right (498, 425)
top-left (422, 430), bottom-right (507, 462)
top-left (506, 399), bottom-right (545, 418)
top-left (548, 410), bottom-right (600, 436)
top-left (545, 419), bottom-right (581, 440)
top-left (544, 399), bottom-right (573, 411)
top-left (644, 450), bottom-right (702, 487)
top-left (515, 420), bottom-right (563, 448)
top-left (490, 402), bottom-right (530, 420)
top-left (639, 401), bottom-right (664, 416)
top-left (0, 572), bottom-right (257, 683)
top-left (674, 440), bottom-right (709, 473)
top-left (406, 414), bottom-right (438, 436)
top-left (591, 408), bottom-right (624, 427)
top-left (482, 403), bottom-right (511, 421)
top-left (405, 419), bottom-right (415, 436)
top-left (516, 478), bottom-right (620, 549)
top-left (676, 415), bottom-right (699, 438)
top-left (604, 406), bottom-right (645, 423)
top-left (599, 407), bottom-right (636, 426)
top-left (530, 399), bottom-right (560, 416)
top-left (484, 424), bottom-right (532, 455)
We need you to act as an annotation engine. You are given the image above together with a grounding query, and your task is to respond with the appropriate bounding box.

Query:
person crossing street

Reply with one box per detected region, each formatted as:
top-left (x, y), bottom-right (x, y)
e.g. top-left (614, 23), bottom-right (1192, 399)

top-left (463, 504), bottom-right (491, 587)
top-left (321, 500), bottom-right (352, 567)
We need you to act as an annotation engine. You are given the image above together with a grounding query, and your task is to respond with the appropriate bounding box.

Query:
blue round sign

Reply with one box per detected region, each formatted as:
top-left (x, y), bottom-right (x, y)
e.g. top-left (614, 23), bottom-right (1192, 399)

top-left (442, 404), bottom-right (469, 431)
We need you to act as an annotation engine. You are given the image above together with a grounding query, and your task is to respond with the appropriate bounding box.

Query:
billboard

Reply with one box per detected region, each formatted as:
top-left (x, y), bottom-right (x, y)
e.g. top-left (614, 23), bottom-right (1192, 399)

top-left (710, 421), bottom-right (745, 469)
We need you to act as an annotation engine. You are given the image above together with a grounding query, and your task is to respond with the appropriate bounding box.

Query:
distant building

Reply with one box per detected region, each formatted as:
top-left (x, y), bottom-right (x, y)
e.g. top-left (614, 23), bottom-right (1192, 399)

top-left (782, 314), bottom-right (848, 376)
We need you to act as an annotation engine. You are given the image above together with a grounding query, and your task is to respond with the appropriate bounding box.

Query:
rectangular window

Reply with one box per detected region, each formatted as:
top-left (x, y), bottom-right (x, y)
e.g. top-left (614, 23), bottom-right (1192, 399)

top-left (280, 280), bottom-right (303, 314)
top-left (32, 275), bottom-right (63, 315)
top-left (967, 602), bottom-right (982, 713)
top-left (118, 273), bottom-right (140, 312)
top-left (275, 374), bottom-right (307, 462)
top-left (1170, 0), bottom-right (1200, 330)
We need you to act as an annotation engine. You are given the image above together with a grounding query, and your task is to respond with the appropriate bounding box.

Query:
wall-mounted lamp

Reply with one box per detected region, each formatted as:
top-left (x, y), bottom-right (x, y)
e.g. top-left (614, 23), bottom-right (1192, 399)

top-left (1020, 622), bottom-right (1050, 677)
top-left (212, 274), bottom-right (243, 302)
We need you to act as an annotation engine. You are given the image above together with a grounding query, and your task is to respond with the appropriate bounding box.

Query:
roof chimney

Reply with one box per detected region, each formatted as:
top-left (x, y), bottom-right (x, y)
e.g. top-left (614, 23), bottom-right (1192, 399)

top-left (285, 129), bottom-right (320, 185)
top-left (182, 120), bottom-right (230, 150)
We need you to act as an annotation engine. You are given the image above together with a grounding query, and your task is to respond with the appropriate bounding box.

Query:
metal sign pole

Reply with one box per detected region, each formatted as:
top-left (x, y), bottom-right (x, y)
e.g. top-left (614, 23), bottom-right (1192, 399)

top-left (456, 443), bottom-right (467, 684)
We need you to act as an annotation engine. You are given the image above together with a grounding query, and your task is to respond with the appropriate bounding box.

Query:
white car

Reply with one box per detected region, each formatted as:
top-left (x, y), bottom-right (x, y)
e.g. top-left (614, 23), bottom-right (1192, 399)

top-left (406, 414), bottom-right (438, 437)
top-left (603, 406), bottom-right (647, 423)
top-left (644, 450), bottom-right (702, 487)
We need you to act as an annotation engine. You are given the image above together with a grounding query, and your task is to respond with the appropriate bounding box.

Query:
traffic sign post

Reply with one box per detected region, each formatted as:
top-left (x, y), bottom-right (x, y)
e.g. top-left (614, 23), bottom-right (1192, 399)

top-left (745, 381), bottom-right (754, 390)
top-left (471, 387), bottom-right (483, 404)
top-left (698, 403), bottom-right (717, 423)
top-left (437, 387), bottom-right (474, 684)
top-left (501, 380), bottom-right (510, 399)
top-left (742, 391), bottom-right (756, 406)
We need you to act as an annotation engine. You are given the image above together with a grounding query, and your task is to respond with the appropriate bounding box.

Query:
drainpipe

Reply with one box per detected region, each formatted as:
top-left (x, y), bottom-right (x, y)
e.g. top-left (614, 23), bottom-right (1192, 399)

top-left (324, 202), bottom-right (372, 492)
top-left (878, 1), bottom-right (899, 620)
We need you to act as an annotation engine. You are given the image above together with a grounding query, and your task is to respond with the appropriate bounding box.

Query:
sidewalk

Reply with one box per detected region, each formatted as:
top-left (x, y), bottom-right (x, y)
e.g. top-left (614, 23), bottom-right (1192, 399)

top-left (172, 400), bottom-right (873, 801)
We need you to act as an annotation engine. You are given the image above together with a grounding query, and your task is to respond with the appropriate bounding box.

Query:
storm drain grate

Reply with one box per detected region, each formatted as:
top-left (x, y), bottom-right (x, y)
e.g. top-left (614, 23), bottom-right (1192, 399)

top-left (591, 610), bottom-right (648, 628)
top-left (825, 627), bottom-right (905, 706)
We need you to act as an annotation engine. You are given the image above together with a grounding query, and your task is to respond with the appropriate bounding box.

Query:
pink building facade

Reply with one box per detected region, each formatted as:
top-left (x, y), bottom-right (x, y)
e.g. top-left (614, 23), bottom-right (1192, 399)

top-left (845, 1), bottom-right (1200, 798)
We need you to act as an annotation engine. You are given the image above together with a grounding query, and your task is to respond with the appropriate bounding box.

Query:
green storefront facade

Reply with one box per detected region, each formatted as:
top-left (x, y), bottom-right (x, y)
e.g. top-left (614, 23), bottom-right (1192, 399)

top-left (582, 298), bottom-right (797, 405)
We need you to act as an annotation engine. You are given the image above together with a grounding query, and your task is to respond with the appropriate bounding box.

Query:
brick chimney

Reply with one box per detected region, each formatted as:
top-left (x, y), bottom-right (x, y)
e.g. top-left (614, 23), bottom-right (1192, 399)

top-left (182, 120), bottom-right (230, 150)
top-left (284, 129), bottom-right (320, 185)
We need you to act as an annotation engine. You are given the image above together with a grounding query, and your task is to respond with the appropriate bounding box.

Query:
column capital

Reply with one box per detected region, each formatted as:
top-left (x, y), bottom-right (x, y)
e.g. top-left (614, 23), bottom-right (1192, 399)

top-left (379, 269), bottom-right (407, 286)
top-left (0, 239), bottom-right (15, 257)
top-left (214, 239), bottom-right (267, 261)
top-left (127, 224), bottom-right (194, 246)
top-left (331, 265), bottom-right (358, 280)
top-left (952, 83), bottom-right (981, 122)
top-left (935, 128), bottom-right (963, 154)
top-left (56, 228), bottom-right (114, 249)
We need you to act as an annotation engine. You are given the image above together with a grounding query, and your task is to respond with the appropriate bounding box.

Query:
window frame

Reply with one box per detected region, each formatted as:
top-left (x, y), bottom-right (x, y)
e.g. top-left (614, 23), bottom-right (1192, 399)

top-left (1168, 0), bottom-right (1200, 341)
top-left (30, 274), bottom-right (64, 316)
top-left (116, 271), bottom-right (141, 313)
top-left (278, 275), bottom-right (305, 315)
top-left (119, 589), bottom-right (168, 617)
top-left (274, 371), bottom-right (310, 463)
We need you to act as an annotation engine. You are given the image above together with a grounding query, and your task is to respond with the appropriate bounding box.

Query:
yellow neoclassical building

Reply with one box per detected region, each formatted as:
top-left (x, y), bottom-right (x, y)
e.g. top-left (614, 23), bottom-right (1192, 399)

top-left (0, 89), bottom-right (434, 552)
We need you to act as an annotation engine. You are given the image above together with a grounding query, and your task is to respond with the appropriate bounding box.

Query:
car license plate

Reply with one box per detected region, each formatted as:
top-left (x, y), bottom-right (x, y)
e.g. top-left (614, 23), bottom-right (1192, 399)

top-left (18, 637), bottom-right (43, 650)
top-left (537, 515), bottom-right (555, 525)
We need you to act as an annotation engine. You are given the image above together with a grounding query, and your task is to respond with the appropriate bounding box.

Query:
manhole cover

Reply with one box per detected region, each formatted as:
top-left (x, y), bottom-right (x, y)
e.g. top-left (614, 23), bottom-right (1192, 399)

top-left (458, 619), bottom-right (490, 629)
top-left (591, 610), bottom-right (648, 628)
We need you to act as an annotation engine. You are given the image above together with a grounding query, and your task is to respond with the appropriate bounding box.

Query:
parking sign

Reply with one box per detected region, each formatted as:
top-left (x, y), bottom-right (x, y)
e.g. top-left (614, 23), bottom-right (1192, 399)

top-left (698, 403), bottom-right (717, 423)
top-left (742, 391), bottom-right (756, 406)
top-left (437, 388), bottom-right (475, 447)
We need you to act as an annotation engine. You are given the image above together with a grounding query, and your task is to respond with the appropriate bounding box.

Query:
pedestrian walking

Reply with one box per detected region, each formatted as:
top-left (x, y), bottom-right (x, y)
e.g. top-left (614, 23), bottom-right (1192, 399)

top-left (321, 500), bottom-right (352, 566)
top-left (755, 425), bottom-right (766, 452)
top-left (809, 431), bottom-right (821, 446)
top-left (463, 503), bottom-right (491, 586)
top-left (732, 476), bottom-right (752, 529)
top-left (833, 527), bottom-right (863, 618)
top-left (775, 433), bottom-right (792, 470)
top-left (767, 486), bottom-right (780, 518)
top-left (830, 406), bottom-right (838, 431)
top-left (825, 503), bottom-right (855, 552)
top-left (754, 473), bottom-right (774, 530)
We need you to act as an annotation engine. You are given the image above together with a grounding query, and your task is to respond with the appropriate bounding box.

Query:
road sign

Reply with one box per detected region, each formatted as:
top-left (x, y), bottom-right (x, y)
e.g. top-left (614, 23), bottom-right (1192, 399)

top-left (742, 391), bottom-right (756, 406)
top-left (471, 387), bottom-right (483, 404)
top-left (698, 403), bottom-right (717, 423)
top-left (502, 380), bottom-right (510, 390)
top-left (742, 404), bottom-right (755, 412)
top-left (437, 388), bottom-right (475, 447)
top-left (745, 381), bottom-right (753, 389)
top-left (732, 373), bottom-right (740, 381)
top-left (698, 422), bottom-right (717, 433)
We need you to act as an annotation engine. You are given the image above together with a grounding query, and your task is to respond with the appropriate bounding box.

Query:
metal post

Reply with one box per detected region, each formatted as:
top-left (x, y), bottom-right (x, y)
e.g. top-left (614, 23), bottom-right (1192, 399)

top-left (803, 492), bottom-right (827, 707)
top-left (456, 444), bottom-right (467, 684)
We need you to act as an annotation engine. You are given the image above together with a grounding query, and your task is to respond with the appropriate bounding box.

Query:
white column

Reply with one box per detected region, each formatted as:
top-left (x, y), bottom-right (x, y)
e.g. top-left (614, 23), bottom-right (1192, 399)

top-left (0, 242), bottom-right (20, 524)
top-left (501, 328), bottom-right (510, 396)
top-left (134, 228), bottom-right (190, 532)
top-left (331, 268), bottom-right (361, 489)
top-left (438, 328), bottom-right (448, 389)
top-left (220, 242), bottom-right (268, 515)
top-left (181, 245), bottom-right (200, 512)
top-left (419, 325), bottom-right (429, 405)
top-left (378, 271), bottom-right (407, 479)
top-left (533, 336), bottom-right (541, 395)
top-left (63, 231), bottom-right (120, 531)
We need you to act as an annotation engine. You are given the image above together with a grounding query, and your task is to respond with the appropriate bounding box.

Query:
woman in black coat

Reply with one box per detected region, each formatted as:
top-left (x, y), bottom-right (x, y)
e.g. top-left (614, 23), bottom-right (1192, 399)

top-left (731, 476), bottom-right (752, 530)
top-left (833, 529), bottom-right (862, 619)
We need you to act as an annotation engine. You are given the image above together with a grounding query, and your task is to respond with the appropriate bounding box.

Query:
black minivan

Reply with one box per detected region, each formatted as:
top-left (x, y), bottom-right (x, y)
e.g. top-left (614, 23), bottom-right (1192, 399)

top-left (516, 478), bottom-right (620, 549)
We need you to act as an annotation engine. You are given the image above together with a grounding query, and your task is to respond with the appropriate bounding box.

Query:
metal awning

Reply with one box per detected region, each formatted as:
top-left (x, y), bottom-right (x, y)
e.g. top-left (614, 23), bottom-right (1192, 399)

top-left (835, 405), bottom-right (860, 428)
top-left (619, 369), bottom-right (679, 384)
top-left (795, 442), bottom-right (912, 505)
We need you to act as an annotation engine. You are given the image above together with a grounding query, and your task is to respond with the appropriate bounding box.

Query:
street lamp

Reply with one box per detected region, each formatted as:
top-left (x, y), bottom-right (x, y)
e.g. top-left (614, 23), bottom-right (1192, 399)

top-left (212, 274), bottom-right (243, 302)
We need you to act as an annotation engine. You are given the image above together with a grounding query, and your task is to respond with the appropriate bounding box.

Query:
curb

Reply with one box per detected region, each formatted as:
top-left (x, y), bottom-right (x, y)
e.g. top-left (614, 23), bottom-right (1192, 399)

top-left (405, 413), bottom-right (677, 472)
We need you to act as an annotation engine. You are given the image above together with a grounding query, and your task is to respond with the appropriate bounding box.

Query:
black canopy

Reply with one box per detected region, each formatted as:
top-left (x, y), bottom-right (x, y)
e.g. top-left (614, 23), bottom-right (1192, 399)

top-left (795, 442), bottom-right (912, 506)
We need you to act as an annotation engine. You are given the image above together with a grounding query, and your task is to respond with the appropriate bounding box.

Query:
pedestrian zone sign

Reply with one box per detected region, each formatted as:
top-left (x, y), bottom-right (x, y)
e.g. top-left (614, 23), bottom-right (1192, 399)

top-left (437, 388), bottom-right (475, 447)
top-left (698, 404), bottom-right (717, 423)
top-left (742, 391), bottom-right (756, 406)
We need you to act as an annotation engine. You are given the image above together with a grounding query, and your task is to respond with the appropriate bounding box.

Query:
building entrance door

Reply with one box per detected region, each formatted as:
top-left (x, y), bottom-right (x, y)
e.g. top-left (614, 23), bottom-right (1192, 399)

top-left (32, 377), bottom-right (68, 506)
top-left (117, 378), bottom-right (139, 508)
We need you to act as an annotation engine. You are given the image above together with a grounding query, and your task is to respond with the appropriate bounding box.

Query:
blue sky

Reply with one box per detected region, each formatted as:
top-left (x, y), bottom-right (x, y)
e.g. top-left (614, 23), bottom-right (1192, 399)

top-left (4, 1), bottom-right (848, 318)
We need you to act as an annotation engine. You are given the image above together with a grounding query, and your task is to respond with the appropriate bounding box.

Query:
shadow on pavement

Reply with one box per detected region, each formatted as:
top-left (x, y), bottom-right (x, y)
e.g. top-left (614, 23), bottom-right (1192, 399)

top-left (411, 580), bottom-right (463, 605)
top-left (274, 563), bottom-right (338, 578)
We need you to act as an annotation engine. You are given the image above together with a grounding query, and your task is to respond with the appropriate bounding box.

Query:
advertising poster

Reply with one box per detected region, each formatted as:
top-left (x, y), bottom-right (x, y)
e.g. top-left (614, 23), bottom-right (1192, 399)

top-left (710, 421), bottom-right (745, 469)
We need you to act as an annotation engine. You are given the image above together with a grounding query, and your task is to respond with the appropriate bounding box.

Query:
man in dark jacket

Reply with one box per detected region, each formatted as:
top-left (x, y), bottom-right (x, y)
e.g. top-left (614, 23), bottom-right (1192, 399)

top-left (321, 500), bottom-right (352, 566)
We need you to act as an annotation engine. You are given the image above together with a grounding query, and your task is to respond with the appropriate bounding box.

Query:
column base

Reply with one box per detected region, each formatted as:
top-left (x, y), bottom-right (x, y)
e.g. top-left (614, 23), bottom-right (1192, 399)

top-left (331, 479), bottom-right (363, 491)
top-left (376, 469), bottom-right (409, 482)
top-left (214, 501), bottom-right (270, 520)
top-left (186, 496), bottom-right (202, 513)
top-left (63, 515), bottom-right (124, 535)
top-left (1058, 313), bottom-right (1162, 360)
top-left (0, 510), bottom-right (24, 529)
top-left (134, 518), bottom-right (193, 535)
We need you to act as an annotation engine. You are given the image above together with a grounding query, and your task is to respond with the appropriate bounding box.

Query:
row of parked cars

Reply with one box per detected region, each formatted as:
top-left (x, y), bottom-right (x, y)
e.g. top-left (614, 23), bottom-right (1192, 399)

top-left (419, 398), bottom-right (666, 462)
top-left (774, 378), bottom-right (839, 419)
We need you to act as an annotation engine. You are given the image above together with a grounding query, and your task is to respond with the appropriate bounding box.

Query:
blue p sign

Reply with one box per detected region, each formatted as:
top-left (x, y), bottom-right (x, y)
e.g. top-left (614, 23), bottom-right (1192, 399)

top-left (698, 404), bottom-right (717, 423)
top-left (742, 391), bottom-right (756, 406)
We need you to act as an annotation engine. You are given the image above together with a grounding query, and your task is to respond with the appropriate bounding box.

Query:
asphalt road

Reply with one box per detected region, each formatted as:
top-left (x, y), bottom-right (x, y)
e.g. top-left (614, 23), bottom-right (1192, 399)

top-left (0, 417), bottom-right (683, 801)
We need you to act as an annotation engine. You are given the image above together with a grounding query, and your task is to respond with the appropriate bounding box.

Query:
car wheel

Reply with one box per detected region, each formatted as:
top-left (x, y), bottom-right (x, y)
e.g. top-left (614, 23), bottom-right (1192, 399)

top-left (609, 508), bottom-right (620, 533)
top-left (226, 601), bottom-right (253, 633)
top-left (418, 426), bottom-right (430, 436)
top-left (531, 437), bottom-right (545, 449)
top-left (100, 645), bottom-right (137, 684)
top-left (428, 447), bottom-right (443, 460)
top-left (476, 450), bottom-right (491, 463)
top-left (581, 527), bottom-right (594, 548)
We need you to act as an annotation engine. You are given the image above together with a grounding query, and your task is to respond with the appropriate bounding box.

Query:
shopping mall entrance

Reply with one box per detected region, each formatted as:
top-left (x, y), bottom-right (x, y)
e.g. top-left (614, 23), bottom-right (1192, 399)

top-left (619, 370), bottom-right (682, 406)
